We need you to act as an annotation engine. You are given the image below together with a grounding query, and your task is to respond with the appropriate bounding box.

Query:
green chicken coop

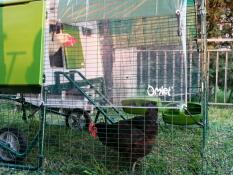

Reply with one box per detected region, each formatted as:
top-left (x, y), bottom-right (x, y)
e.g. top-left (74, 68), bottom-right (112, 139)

top-left (0, 0), bottom-right (44, 92)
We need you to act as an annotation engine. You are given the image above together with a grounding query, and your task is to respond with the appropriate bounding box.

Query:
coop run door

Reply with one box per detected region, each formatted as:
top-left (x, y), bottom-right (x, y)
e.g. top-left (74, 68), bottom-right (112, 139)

top-left (0, 0), bottom-right (45, 93)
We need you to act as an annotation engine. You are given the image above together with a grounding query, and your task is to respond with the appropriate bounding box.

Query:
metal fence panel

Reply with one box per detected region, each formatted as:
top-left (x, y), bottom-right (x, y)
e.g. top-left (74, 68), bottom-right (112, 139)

top-left (207, 49), bottom-right (233, 106)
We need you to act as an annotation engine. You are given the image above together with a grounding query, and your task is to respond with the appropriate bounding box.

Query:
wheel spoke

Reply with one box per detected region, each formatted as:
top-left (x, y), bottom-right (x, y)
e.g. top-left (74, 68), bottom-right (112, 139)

top-left (0, 128), bottom-right (27, 162)
top-left (0, 131), bottom-right (21, 161)
top-left (68, 112), bottom-right (87, 131)
top-left (7, 134), bottom-right (13, 143)
top-left (2, 133), bottom-right (8, 141)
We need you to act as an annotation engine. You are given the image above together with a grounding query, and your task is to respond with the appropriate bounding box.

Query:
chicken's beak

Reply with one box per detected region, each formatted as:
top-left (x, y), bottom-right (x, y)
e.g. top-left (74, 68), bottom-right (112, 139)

top-left (88, 122), bottom-right (97, 139)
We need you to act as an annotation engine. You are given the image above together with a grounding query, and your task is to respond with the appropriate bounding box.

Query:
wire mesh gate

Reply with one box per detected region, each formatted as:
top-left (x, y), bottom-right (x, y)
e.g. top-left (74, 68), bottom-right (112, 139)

top-left (0, 0), bottom-right (208, 174)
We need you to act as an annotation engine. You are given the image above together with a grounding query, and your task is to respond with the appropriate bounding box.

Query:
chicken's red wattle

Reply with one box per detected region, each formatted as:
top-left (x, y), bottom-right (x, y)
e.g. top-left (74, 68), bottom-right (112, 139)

top-left (88, 122), bottom-right (97, 139)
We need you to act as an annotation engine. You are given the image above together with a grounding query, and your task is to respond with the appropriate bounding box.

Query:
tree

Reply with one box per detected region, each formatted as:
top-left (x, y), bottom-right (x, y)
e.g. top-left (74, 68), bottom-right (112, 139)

top-left (206, 0), bottom-right (233, 103)
top-left (206, 0), bottom-right (233, 38)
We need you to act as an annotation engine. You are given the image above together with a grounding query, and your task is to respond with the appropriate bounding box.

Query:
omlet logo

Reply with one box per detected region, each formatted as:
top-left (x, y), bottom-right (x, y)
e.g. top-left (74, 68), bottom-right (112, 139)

top-left (147, 85), bottom-right (173, 97)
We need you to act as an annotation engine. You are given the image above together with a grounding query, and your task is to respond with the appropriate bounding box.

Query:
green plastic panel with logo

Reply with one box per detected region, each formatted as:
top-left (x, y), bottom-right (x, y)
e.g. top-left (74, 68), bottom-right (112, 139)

top-left (0, 0), bottom-right (45, 92)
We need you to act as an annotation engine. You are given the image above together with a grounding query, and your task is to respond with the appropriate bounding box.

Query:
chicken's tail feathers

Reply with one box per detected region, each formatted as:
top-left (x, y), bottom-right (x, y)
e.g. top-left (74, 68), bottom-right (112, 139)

top-left (145, 103), bottom-right (159, 120)
top-left (146, 103), bottom-right (158, 111)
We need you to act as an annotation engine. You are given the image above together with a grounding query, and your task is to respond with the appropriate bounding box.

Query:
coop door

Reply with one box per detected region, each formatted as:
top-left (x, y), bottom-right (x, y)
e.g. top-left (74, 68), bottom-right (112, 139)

top-left (0, 0), bottom-right (45, 92)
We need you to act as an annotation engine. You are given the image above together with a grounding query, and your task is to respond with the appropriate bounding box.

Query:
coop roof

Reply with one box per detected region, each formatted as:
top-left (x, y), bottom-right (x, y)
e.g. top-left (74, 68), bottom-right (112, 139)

top-left (58, 0), bottom-right (184, 23)
top-left (58, 0), bottom-right (197, 48)
top-left (0, 0), bottom-right (36, 5)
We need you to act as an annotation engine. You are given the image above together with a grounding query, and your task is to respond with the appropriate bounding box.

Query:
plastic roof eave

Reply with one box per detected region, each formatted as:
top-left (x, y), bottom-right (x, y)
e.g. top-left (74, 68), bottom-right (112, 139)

top-left (0, 0), bottom-right (40, 6)
top-left (58, 0), bottom-right (183, 24)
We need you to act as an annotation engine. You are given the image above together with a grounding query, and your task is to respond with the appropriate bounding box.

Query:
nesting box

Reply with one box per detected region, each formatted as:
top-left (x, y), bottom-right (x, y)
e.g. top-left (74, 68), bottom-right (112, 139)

top-left (0, 0), bottom-right (45, 92)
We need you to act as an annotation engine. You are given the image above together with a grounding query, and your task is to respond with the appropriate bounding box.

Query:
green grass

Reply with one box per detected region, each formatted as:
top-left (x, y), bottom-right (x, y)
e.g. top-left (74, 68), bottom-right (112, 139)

top-left (0, 102), bottom-right (232, 175)
top-left (205, 107), bottom-right (233, 175)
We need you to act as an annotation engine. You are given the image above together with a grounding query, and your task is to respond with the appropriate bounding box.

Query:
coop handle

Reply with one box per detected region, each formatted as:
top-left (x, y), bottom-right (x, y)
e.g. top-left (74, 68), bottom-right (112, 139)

top-left (176, 10), bottom-right (181, 36)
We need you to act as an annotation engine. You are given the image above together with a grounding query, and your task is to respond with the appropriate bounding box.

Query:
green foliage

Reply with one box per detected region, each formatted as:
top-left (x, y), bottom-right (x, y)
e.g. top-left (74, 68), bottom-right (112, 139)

top-left (206, 107), bottom-right (233, 175)
top-left (207, 0), bottom-right (233, 38)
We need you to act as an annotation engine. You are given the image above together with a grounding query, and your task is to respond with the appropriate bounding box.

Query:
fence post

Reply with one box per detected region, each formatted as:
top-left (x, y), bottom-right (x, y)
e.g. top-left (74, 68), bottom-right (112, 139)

top-left (224, 51), bottom-right (228, 103)
top-left (215, 51), bottom-right (219, 103)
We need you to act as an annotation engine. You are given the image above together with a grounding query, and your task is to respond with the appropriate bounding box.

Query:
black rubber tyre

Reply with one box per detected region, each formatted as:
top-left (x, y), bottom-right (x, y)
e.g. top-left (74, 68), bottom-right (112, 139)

top-left (65, 110), bottom-right (91, 131)
top-left (0, 128), bottom-right (27, 162)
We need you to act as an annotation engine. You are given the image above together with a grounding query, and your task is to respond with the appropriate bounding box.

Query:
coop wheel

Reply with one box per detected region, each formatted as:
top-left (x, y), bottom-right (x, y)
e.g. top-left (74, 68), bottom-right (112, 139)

top-left (0, 128), bottom-right (27, 162)
top-left (66, 111), bottom-right (90, 131)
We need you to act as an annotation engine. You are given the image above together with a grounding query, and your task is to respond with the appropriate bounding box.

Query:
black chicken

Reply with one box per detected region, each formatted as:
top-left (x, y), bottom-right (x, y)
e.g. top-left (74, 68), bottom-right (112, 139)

top-left (89, 104), bottom-right (158, 164)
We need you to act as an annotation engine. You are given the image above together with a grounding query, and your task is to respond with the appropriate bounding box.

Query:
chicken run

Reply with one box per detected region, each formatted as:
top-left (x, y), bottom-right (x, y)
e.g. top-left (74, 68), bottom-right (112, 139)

top-left (0, 0), bottom-right (208, 174)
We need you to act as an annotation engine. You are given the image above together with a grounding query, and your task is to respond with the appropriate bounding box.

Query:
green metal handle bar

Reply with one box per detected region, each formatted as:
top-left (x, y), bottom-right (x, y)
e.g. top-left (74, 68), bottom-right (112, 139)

top-left (69, 71), bottom-right (111, 104)
top-left (0, 162), bottom-right (39, 171)
top-left (57, 71), bottom-right (114, 124)
top-left (67, 71), bottom-right (126, 120)
top-left (49, 72), bottom-right (104, 94)
top-left (56, 71), bottom-right (117, 124)
top-left (0, 94), bottom-right (74, 119)
top-left (0, 94), bottom-right (18, 100)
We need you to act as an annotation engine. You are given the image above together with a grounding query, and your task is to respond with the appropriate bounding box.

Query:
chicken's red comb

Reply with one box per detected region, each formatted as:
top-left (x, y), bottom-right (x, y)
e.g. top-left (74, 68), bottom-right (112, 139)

top-left (64, 36), bottom-right (77, 47)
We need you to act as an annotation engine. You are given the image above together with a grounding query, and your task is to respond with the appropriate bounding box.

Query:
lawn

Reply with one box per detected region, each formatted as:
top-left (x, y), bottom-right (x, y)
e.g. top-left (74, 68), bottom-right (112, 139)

top-left (0, 102), bottom-right (232, 175)
top-left (205, 108), bottom-right (233, 175)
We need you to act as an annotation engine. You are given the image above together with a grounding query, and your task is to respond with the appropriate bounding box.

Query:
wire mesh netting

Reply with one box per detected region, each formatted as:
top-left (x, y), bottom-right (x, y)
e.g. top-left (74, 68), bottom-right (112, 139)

top-left (0, 0), bottom-right (208, 174)
top-left (207, 50), bottom-right (233, 104)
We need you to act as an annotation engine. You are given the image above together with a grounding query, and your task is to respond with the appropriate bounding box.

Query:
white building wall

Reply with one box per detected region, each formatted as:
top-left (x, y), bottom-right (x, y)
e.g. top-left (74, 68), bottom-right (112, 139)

top-left (112, 48), bottom-right (138, 104)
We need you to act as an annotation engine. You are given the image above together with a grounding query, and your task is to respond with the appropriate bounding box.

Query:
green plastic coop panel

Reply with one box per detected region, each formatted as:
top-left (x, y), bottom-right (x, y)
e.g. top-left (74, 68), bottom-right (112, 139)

top-left (63, 24), bottom-right (84, 69)
top-left (0, 0), bottom-right (45, 91)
